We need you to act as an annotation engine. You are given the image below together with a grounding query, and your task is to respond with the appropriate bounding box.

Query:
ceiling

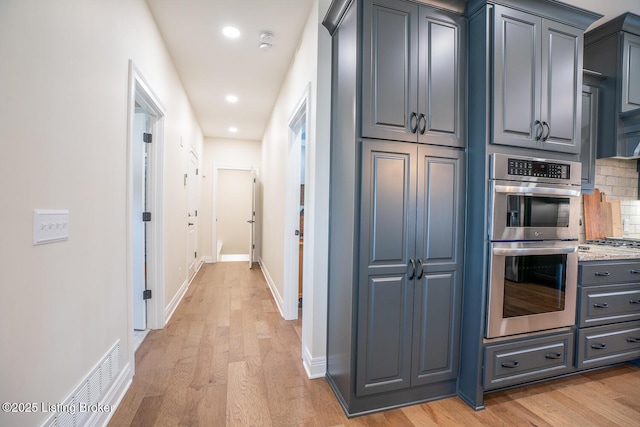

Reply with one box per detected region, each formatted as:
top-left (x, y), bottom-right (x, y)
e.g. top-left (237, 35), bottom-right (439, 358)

top-left (146, 0), bottom-right (640, 142)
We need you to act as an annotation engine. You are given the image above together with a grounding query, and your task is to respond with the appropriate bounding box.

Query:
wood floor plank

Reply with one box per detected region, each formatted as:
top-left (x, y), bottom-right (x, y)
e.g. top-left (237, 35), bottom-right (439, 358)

top-left (110, 263), bottom-right (640, 427)
top-left (226, 359), bottom-right (273, 427)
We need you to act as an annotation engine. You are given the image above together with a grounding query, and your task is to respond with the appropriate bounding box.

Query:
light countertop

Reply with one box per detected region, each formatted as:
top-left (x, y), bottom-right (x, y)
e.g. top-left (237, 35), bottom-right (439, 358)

top-left (578, 244), bottom-right (640, 261)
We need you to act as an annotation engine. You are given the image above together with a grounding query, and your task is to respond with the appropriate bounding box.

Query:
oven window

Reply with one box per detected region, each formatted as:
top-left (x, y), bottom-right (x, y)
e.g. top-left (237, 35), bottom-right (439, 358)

top-left (503, 254), bottom-right (567, 318)
top-left (506, 195), bottom-right (570, 228)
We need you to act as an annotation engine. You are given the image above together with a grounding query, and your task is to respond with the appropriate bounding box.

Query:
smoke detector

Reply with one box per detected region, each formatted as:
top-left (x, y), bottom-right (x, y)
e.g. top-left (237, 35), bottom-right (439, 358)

top-left (259, 31), bottom-right (275, 50)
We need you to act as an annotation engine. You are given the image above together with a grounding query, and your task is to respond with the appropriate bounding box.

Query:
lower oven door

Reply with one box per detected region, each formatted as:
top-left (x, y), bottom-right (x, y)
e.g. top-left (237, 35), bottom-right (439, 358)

top-left (486, 241), bottom-right (578, 338)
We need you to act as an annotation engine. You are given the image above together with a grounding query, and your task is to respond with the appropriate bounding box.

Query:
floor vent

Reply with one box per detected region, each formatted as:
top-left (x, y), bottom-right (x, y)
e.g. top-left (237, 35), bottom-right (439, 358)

top-left (40, 341), bottom-right (120, 427)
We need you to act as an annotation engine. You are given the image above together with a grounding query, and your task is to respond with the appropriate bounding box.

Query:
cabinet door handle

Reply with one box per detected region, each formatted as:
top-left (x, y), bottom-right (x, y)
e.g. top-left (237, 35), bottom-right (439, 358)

top-left (595, 271), bottom-right (611, 277)
top-left (416, 259), bottom-right (424, 280)
top-left (541, 121), bottom-right (550, 141)
top-left (418, 113), bottom-right (427, 134)
top-left (501, 360), bottom-right (519, 369)
top-left (630, 270), bottom-right (640, 274)
top-left (629, 299), bottom-right (640, 305)
top-left (534, 120), bottom-right (543, 141)
top-left (408, 258), bottom-right (416, 280)
top-left (591, 343), bottom-right (607, 350)
top-left (545, 352), bottom-right (562, 360)
top-left (626, 337), bottom-right (640, 343)
top-left (409, 112), bottom-right (418, 133)
top-left (593, 302), bottom-right (609, 308)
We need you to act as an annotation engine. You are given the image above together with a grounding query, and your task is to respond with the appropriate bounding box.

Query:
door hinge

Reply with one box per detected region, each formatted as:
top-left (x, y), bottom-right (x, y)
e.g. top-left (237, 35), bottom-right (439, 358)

top-left (194, 251), bottom-right (197, 259)
top-left (252, 244), bottom-right (255, 249)
top-left (195, 210), bottom-right (198, 217)
top-left (142, 212), bottom-right (151, 222)
top-left (143, 133), bottom-right (152, 143)
top-left (196, 168), bottom-right (199, 176)
top-left (143, 289), bottom-right (152, 300)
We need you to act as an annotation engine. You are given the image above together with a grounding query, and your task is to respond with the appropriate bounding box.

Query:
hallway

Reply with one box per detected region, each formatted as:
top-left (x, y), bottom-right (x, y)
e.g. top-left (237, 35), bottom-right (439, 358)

top-left (108, 262), bottom-right (640, 426)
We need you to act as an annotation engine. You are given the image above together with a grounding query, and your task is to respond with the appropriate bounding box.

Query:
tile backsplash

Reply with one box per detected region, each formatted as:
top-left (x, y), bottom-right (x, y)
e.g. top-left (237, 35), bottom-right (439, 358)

top-left (580, 158), bottom-right (640, 240)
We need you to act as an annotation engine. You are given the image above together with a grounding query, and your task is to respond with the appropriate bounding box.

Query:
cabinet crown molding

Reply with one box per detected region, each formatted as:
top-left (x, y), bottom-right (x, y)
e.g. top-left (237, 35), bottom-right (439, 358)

top-left (466, 0), bottom-right (601, 30)
top-left (585, 13), bottom-right (640, 47)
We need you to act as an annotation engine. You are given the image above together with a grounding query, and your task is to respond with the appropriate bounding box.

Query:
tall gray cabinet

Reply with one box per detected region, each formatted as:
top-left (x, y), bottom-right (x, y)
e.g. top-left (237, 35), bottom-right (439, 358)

top-left (323, 0), bottom-right (466, 416)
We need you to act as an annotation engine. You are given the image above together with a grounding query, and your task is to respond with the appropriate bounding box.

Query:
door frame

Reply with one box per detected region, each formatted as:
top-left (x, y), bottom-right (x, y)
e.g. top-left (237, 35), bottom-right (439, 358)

top-left (283, 85), bottom-right (310, 321)
top-left (126, 60), bottom-right (166, 349)
top-left (212, 165), bottom-right (258, 263)
top-left (186, 149), bottom-right (199, 281)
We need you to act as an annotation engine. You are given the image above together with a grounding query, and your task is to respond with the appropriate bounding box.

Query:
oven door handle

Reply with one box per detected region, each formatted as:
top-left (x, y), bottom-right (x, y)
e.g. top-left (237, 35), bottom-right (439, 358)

top-left (493, 246), bottom-right (578, 256)
top-left (494, 184), bottom-right (580, 198)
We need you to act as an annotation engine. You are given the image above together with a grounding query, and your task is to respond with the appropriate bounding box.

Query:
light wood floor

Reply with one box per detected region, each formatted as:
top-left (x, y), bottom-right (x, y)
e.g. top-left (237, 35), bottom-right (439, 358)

top-left (109, 262), bottom-right (640, 426)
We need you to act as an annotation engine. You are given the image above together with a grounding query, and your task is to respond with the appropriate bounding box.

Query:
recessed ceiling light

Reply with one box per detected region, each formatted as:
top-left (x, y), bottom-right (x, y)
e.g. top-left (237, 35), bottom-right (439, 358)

top-left (229, 127), bottom-right (238, 133)
top-left (226, 95), bottom-right (238, 103)
top-left (222, 26), bottom-right (240, 39)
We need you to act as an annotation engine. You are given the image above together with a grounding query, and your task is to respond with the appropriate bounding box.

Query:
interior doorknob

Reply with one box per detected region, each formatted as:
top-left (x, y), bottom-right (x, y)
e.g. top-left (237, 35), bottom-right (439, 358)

top-left (247, 220), bottom-right (255, 224)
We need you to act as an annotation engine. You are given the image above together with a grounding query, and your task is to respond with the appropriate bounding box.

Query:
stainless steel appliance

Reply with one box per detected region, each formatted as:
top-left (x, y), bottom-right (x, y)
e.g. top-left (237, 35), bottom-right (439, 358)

top-left (486, 154), bottom-right (581, 338)
top-left (490, 154), bottom-right (581, 241)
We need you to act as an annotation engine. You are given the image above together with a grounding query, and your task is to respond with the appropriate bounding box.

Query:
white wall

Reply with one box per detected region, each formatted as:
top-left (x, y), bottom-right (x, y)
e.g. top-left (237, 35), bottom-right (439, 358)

top-left (259, 0), bottom-right (332, 376)
top-left (200, 138), bottom-right (262, 262)
top-left (0, 1), bottom-right (202, 426)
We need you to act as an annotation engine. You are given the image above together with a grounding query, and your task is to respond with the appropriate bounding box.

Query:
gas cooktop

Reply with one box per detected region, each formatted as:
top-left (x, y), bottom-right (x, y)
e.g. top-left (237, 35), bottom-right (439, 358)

top-left (584, 238), bottom-right (640, 248)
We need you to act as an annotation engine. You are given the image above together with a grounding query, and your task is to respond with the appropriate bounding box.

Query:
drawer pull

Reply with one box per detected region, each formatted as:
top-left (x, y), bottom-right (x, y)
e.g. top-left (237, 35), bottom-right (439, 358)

top-left (627, 338), bottom-right (640, 343)
top-left (630, 300), bottom-right (640, 305)
top-left (631, 270), bottom-right (640, 274)
top-left (591, 343), bottom-right (607, 350)
top-left (595, 271), bottom-right (611, 277)
top-left (545, 352), bottom-right (562, 360)
top-left (593, 303), bottom-right (609, 308)
top-left (501, 360), bottom-right (519, 369)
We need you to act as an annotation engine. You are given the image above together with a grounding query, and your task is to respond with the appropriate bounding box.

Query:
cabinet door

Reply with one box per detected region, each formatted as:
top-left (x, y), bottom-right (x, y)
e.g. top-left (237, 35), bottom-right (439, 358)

top-left (417, 7), bottom-right (465, 147)
top-left (357, 140), bottom-right (416, 396)
top-left (540, 20), bottom-right (582, 153)
top-left (492, 5), bottom-right (541, 148)
top-left (362, 0), bottom-right (418, 142)
top-left (621, 33), bottom-right (640, 113)
top-left (581, 84), bottom-right (598, 192)
top-left (412, 146), bottom-right (464, 386)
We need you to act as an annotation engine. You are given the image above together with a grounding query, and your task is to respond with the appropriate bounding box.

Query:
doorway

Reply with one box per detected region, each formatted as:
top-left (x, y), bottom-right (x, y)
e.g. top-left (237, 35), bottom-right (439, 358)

top-left (127, 61), bottom-right (166, 357)
top-left (186, 150), bottom-right (199, 282)
top-left (283, 87), bottom-right (310, 320)
top-left (215, 167), bottom-right (256, 264)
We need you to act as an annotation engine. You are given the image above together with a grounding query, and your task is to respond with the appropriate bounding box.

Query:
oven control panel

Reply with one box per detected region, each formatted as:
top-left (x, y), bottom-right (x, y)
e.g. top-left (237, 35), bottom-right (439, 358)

top-left (508, 159), bottom-right (570, 180)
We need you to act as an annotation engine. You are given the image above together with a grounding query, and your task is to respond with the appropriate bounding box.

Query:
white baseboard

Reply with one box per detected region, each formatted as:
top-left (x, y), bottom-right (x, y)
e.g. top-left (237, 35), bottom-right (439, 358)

top-left (220, 253), bottom-right (250, 262)
top-left (200, 256), bottom-right (214, 263)
top-left (258, 258), bottom-right (285, 318)
top-left (165, 260), bottom-right (206, 324)
top-left (303, 346), bottom-right (326, 379)
top-left (92, 362), bottom-right (133, 426)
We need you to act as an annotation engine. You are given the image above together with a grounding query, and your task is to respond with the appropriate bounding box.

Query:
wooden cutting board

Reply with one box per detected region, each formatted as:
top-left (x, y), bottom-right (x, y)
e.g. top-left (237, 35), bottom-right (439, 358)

top-left (583, 189), bottom-right (604, 240)
top-left (601, 193), bottom-right (613, 237)
top-left (610, 200), bottom-right (623, 237)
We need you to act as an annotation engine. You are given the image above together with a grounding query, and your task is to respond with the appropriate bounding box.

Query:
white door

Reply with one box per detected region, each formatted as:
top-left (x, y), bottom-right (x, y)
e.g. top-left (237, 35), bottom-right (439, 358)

top-left (248, 171), bottom-right (256, 268)
top-left (187, 151), bottom-right (198, 281)
top-left (133, 112), bottom-right (148, 330)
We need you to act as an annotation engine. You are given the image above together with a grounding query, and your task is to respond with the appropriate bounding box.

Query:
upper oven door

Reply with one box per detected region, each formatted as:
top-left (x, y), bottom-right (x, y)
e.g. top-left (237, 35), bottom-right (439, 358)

top-left (490, 180), bottom-right (580, 241)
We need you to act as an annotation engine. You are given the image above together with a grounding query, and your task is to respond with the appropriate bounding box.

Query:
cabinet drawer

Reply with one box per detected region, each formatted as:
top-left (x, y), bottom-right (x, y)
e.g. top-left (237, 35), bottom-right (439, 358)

top-left (578, 283), bottom-right (640, 327)
top-left (483, 332), bottom-right (574, 390)
top-left (576, 321), bottom-right (640, 369)
top-left (579, 262), bottom-right (640, 286)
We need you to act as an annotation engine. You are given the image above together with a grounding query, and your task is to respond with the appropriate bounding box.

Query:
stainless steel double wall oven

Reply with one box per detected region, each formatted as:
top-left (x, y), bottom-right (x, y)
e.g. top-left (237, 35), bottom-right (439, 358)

top-left (486, 154), bottom-right (582, 338)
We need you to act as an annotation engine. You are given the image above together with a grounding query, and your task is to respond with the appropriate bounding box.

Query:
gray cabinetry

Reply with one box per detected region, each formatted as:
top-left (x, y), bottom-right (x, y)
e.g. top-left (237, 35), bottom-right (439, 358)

top-left (483, 332), bottom-right (574, 390)
top-left (577, 260), bottom-right (640, 370)
top-left (621, 33), bottom-right (640, 113)
top-left (357, 140), bottom-right (464, 396)
top-left (584, 13), bottom-right (640, 158)
top-left (490, 4), bottom-right (582, 153)
top-left (362, 0), bottom-right (464, 147)
top-left (580, 71), bottom-right (604, 193)
top-left (323, 0), bottom-right (466, 416)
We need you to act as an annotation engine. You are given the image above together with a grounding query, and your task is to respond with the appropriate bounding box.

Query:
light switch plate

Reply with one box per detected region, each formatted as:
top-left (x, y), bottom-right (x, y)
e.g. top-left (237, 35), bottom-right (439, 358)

top-left (33, 209), bottom-right (69, 245)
